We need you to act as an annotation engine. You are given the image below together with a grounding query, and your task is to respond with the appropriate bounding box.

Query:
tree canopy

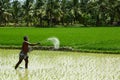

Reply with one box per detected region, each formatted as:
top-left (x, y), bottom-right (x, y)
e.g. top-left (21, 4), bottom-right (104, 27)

top-left (0, 0), bottom-right (120, 27)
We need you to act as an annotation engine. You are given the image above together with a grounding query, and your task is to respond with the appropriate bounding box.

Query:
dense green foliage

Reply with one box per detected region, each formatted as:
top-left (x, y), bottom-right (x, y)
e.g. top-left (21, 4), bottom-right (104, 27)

top-left (0, 27), bottom-right (120, 52)
top-left (0, 0), bottom-right (120, 27)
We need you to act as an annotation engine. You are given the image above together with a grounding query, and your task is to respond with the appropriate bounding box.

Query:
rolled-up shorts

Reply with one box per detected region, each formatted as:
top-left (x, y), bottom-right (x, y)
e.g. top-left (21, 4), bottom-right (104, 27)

top-left (19, 51), bottom-right (28, 60)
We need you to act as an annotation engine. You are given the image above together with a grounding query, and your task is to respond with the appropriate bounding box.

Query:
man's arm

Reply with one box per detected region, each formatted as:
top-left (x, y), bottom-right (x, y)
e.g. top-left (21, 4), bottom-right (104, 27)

top-left (26, 41), bottom-right (40, 46)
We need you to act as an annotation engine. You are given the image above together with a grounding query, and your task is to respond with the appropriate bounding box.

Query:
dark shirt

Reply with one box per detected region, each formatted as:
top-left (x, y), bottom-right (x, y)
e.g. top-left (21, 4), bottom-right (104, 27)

top-left (22, 41), bottom-right (29, 53)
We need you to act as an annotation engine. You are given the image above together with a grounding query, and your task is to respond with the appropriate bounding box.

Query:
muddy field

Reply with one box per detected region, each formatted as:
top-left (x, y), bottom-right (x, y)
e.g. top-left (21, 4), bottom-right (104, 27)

top-left (0, 49), bottom-right (120, 80)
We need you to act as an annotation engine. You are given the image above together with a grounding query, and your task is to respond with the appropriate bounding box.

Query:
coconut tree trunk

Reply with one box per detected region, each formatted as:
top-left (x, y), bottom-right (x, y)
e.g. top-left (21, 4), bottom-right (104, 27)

top-left (39, 15), bottom-right (42, 27)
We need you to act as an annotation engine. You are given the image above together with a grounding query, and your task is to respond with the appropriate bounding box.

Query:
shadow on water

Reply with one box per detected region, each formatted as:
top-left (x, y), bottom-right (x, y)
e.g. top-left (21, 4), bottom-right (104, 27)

top-left (16, 69), bottom-right (29, 80)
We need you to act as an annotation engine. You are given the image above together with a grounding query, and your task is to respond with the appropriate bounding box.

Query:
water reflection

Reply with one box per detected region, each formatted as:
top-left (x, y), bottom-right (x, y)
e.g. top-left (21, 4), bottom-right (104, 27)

top-left (16, 69), bottom-right (29, 80)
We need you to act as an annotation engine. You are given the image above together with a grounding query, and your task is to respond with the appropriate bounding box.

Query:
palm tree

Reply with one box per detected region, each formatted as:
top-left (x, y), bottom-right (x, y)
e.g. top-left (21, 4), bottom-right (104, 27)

top-left (73, 0), bottom-right (79, 23)
top-left (51, 0), bottom-right (62, 25)
top-left (60, 0), bottom-right (66, 25)
top-left (113, 0), bottom-right (120, 25)
top-left (79, 0), bottom-right (90, 26)
top-left (0, 0), bottom-right (11, 26)
top-left (0, 0), bottom-right (4, 26)
top-left (104, 0), bottom-right (120, 25)
top-left (46, 0), bottom-right (56, 26)
top-left (34, 0), bottom-right (45, 27)
top-left (22, 0), bottom-right (34, 26)
top-left (12, 0), bottom-right (21, 26)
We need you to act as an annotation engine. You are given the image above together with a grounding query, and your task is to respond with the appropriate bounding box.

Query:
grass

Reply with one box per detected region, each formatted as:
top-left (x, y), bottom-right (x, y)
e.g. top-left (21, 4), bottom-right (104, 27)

top-left (0, 49), bottom-right (120, 80)
top-left (0, 27), bottom-right (120, 52)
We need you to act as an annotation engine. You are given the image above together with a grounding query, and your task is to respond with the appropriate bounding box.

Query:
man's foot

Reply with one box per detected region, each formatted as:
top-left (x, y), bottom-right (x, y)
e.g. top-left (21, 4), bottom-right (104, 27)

top-left (15, 65), bottom-right (18, 70)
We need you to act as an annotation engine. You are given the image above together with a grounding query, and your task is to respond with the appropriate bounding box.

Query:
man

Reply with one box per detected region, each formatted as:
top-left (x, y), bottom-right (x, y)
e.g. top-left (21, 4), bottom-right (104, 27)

top-left (15, 36), bottom-right (40, 69)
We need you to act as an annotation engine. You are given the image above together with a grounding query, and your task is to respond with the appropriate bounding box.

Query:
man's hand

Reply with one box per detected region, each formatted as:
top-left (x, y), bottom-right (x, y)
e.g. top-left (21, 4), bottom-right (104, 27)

top-left (37, 42), bottom-right (40, 45)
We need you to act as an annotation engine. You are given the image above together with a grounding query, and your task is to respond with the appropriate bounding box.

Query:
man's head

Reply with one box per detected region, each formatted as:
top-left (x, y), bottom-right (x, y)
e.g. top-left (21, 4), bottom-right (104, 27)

top-left (24, 36), bottom-right (28, 41)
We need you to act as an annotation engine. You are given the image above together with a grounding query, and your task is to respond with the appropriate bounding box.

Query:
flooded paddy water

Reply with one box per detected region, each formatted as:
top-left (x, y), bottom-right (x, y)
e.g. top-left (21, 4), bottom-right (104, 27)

top-left (0, 49), bottom-right (120, 80)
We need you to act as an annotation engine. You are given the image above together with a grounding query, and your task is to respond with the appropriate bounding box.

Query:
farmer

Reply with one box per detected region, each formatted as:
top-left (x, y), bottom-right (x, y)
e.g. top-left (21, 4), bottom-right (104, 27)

top-left (15, 36), bottom-right (40, 69)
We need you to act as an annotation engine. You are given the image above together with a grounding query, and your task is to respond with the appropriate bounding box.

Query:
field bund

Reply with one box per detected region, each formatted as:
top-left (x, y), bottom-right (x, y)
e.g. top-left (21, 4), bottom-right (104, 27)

top-left (0, 49), bottom-right (120, 80)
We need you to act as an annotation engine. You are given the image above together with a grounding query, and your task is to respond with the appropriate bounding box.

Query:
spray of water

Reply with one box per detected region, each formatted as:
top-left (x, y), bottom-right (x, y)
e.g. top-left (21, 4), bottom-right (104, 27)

top-left (47, 37), bottom-right (60, 49)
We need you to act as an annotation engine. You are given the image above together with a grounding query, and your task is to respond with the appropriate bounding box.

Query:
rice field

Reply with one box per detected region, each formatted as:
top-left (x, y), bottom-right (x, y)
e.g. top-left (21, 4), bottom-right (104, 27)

top-left (0, 49), bottom-right (120, 80)
top-left (1, 27), bottom-right (120, 52)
